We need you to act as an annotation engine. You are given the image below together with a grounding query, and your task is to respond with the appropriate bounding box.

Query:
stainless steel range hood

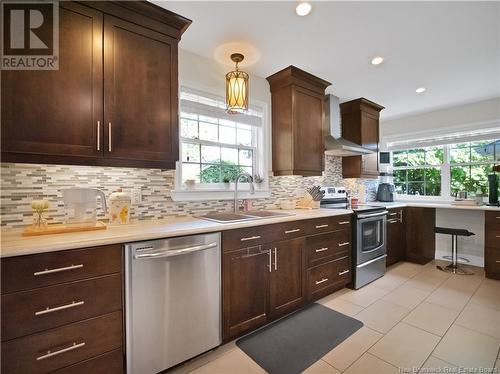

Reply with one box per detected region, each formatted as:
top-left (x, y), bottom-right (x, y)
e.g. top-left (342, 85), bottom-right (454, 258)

top-left (324, 94), bottom-right (374, 156)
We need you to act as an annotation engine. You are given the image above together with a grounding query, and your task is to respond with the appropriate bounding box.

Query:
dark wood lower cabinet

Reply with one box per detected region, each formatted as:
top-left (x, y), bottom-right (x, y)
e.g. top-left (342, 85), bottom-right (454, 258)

top-left (223, 247), bottom-right (270, 341)
top-left (222, 216), bottom-right (352, 342)
top-left (1, 245), bottom-right (124, 373)
top-left (485, 211), bottom-right (500, 280)
top-left (405, 207), bottom-right (436, 264)
top-left (270, 238), bottom-right (306, 319)
top-left (386, 208), bottom-right (405, 266)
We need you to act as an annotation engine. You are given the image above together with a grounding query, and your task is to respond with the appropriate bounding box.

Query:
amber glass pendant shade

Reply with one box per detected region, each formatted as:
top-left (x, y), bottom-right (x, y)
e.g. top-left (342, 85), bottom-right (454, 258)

top-left (226, 53), bottom-right (249, 114)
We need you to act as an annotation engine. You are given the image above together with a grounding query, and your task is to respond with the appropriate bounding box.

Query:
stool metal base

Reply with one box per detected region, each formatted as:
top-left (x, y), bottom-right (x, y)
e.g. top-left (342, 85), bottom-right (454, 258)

top-left (442, 255), bottom-right (470, 263)
top-left (436, 264), bottom-right (474, 275)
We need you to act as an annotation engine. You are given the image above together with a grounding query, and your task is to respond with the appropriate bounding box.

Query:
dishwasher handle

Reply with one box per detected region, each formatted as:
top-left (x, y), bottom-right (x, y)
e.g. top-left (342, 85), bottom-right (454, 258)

top-left (134, 242), bottom-right (218, 259)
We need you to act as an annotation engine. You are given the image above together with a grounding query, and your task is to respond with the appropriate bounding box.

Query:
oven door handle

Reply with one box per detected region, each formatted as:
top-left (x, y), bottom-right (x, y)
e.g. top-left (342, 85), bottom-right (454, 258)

top-left (357, 211), bottom-right (388, 219)
top-left (357, 254), bottom-right (387, 268)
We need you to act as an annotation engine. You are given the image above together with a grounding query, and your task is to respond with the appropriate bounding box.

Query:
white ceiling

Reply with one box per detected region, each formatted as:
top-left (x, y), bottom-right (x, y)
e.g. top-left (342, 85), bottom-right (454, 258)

top-left (155, 1), bottom-right (500, 120)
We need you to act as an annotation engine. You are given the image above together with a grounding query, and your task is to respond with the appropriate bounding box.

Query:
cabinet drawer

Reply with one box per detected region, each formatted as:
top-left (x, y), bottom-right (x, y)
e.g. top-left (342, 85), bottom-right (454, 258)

top-left (305, 215), bottom-right (351, 235)
top-left (1, 245), bottom-right (122, 294)
top-left (485, 247), bottom-right (500, 280)
top-left (485, 211), bottom-right (500, 226)
top-left (307, 257), bottom-right (351, 300)
top-left (485, 225), bottom-right (500, 248)
top-left (2, 274), bottom-right (122, 341)
top-left (305, 231), bottom-right (350, 267)
top-left (52, 348), bottom-right (123, 374)
top-left (1, 311), bottom-right (122, 374)
top-left (223, 224), bottom-right (278, 251)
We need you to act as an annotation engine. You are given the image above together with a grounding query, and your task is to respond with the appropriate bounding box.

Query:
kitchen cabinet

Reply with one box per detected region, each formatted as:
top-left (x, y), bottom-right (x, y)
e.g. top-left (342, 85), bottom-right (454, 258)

top-left (485, 211), bottom-right (500, 280)
top-left (386, 208), bottom-right (406, 266)
top-left (266, 66), bottom-right (331, 176)
top-left (269, 238), bottom-right (306, 319)
top-left (1, 2), bottom-right (103, 164)
top-left (1, 1), bottom-right (190, 169)
top-left (341, 98), bottom-right (385, 179)
top-left (404, 207), bottom-right (436, 264)
top-left (222, 214), bottom-right (352, 341)
top-left (1, 244), bottom-right (124, 373)
top-left (222, 247), bottom-right (271, 341)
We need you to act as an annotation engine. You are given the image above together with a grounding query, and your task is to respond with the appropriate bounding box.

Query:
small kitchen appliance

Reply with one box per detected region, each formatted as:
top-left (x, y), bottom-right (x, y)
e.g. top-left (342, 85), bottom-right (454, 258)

top-left (320, 187), bottom-right (388, 289)
top-left (376, 173), bottom-right (395, 202)
top-left (62, 188), bottom-right (107, 227)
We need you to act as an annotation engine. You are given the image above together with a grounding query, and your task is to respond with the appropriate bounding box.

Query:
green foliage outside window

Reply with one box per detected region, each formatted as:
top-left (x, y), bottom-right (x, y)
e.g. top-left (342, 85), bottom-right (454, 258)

top-left (200, 161), bottom-right (246, 183)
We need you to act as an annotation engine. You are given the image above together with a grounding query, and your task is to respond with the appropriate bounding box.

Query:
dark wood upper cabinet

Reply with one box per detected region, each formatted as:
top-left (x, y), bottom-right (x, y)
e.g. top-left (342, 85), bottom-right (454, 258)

top-left (1, 1), bottom-right (191, 169)
top-left (103, 15), bottom-right (178, 168)
top-left (341, 98), bottom-right (384, 178)
top-left (1, 2), bottom-right (103, 164)
top-left (267, 66), bottom-right (331, 176)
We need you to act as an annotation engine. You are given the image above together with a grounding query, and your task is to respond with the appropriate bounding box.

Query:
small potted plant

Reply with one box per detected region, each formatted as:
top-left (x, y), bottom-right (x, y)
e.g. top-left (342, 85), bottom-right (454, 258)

top-left (223, 175), bottom-right (231, 189)
top-left (254, 174), bottom-right (264, 188)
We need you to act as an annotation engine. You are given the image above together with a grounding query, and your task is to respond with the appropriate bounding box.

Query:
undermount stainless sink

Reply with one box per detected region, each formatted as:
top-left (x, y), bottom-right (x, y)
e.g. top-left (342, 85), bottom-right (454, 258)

top-left (199, 210), bottom-right (294, 223)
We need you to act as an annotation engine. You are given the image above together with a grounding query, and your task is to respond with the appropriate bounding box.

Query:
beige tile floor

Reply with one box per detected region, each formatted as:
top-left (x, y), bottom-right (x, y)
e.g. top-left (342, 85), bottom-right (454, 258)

top-left (169, 261), bottom-right (500, 374)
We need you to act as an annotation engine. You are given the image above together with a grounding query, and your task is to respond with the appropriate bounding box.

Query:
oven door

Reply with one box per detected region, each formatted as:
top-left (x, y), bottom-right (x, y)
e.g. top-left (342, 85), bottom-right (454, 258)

top-left (356, 211), bottom-right (387, 265)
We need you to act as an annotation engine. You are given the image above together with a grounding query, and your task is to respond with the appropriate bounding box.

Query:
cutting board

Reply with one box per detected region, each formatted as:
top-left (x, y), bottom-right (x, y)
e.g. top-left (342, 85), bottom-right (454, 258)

top-left (22, 221), bottom-right (107, 236)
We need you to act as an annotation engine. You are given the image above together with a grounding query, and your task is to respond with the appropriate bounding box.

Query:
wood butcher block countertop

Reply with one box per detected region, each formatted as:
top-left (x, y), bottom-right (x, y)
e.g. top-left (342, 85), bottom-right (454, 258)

top-left (0, 208), bottom-right (353, 258)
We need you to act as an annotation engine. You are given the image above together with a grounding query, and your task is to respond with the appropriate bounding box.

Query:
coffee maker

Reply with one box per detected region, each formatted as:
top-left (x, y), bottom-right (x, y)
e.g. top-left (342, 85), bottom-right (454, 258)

top-left (487, 165), bottom-right (500, 206)
top-left (377, 172), bottom-right (395, 202)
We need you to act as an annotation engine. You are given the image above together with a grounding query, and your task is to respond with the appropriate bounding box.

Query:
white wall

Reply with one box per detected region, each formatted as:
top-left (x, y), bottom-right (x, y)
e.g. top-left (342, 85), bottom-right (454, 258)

top-left (380, 97), bottom-right (500, 150)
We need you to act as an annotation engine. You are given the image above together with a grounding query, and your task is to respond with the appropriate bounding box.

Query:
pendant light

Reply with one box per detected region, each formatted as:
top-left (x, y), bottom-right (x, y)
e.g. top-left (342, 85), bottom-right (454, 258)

top-left (226, 53), bottom-right (249, 114)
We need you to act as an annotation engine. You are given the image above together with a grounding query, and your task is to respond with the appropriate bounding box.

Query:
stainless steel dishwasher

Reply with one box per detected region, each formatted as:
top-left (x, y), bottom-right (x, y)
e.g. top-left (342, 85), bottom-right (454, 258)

top-left (125, 232), bottom-right (221, 374)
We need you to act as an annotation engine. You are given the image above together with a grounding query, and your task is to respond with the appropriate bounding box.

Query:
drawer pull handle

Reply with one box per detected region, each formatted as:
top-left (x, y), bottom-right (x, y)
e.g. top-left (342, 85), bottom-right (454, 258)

top-left (339, 270), bottom-right (350, 275)
top-left (496, 217), bottom-right (500, 219)
top-left (315, 278), bottom-right (329, 285)
top-left (241, 236), bottom-right (261, 242)
top-left (35, 300), bottom-right (85, 316)
top-left (285, 229), bottom-right (301, 234)
top-left (338, 242), bottom-right (350, 247)
top-left (496, 235), bottom-right (500, 238)
top-left (496, 260), bottom-right (500, 264)
top-left (389, 213), bottom-right (397, 216)
top-left (36, 341), bottom-right (86, 361)
top-left (315, 224), bottom-right (329, 229)
top-left (315, 247), bottom-right (329, 253)
top-left (338, 221), bottom-right (350, 225)
top-left (34, 264), bottom-right (84, 276)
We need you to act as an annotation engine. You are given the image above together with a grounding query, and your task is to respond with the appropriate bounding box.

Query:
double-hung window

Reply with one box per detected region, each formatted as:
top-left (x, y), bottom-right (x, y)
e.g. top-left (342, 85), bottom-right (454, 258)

top-left (177, 87), bottom-right (266, 189)
top-left (391, 138), bottom-right (499, 198)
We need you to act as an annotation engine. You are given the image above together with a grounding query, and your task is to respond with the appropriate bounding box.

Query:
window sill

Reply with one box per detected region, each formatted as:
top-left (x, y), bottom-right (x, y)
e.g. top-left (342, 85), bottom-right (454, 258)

top-left (170, 188), bottom-right (271, 202)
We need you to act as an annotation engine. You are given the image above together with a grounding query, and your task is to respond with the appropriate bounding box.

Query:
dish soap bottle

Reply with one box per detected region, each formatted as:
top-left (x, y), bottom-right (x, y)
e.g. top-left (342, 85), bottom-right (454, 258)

top-left (109, 188), bottom-right (131, 225)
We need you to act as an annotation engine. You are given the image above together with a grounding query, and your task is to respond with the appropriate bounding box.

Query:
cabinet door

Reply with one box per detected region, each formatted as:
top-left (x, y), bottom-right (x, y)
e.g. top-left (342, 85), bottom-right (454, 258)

top-left (387, 218), bottom-right (403, 266)
top-left (292, 87), bottom-right (324, 176)
top-left (269, 238), bottom-right (305, 319)
top-left (405, 207), bottom-right (435, 264)
top-left (1, 2), bottom-right (103, 163)
top-left (359, 112), bottom-right (379, 176)
top-left (103, 15), bottom-right (179, 169)
top-left (223, 247), bottom-right (270, 341)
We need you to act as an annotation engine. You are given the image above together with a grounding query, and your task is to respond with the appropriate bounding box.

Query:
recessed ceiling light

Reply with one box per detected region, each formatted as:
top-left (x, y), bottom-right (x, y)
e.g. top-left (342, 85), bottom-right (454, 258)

top-left (415, 87), bottom-right (426, 93)
top-left (371, 56), bottom-right (384, 65)
top-left (296, 2), bottom-right (312, 16)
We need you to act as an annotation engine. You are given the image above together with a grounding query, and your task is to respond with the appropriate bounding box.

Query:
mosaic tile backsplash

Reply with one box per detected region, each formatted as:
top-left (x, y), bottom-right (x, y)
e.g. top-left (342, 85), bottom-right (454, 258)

top-left (0, 156), bottom-right (377, 229)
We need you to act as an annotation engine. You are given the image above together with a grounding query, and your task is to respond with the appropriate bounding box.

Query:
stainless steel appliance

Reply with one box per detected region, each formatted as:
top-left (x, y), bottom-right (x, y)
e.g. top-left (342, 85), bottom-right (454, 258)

top-left (320, 187), bottom-right (388, 289)
top-left (125, 233), bottom-right (221, 374)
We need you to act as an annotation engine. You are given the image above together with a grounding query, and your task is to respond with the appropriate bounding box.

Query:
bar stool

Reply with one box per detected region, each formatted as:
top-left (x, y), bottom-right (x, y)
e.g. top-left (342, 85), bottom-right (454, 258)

top-left (435, 227), bottom-right (475, 275)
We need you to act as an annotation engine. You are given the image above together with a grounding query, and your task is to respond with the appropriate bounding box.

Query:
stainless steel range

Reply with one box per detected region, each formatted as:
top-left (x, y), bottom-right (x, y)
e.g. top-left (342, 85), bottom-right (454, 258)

top-left (320, 187), bottom-right (388, 289)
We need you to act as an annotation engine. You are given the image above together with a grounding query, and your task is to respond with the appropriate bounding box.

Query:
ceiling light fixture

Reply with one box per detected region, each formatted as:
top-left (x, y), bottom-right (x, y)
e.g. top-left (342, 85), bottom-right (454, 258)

top-left (296, 2), bottom-right (312, 16)
top-left (371, 56), bottom-right (384, 65)
top-left (226, 53), bottom-right (249, 114)
top-left (415, 87), bottom-right (426, 93)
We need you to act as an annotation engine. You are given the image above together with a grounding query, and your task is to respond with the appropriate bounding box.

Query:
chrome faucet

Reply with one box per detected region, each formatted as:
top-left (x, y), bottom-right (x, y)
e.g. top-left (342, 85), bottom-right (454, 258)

top-left (234, 172), bottom-right (255, 213)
